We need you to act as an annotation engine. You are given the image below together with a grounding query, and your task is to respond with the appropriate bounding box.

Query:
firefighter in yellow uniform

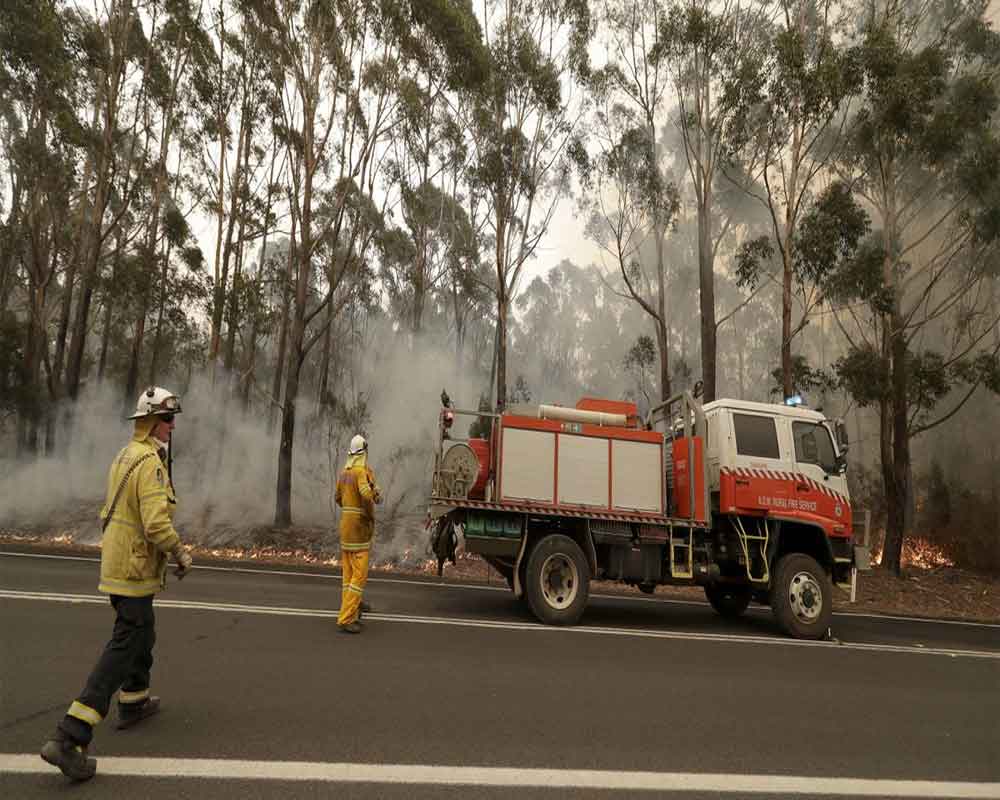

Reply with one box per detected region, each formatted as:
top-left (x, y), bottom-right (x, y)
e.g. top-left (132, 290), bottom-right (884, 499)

top-left (41, 387), bottom-right (193, 781)
top-left (336, 434), bottom-right (382, 634)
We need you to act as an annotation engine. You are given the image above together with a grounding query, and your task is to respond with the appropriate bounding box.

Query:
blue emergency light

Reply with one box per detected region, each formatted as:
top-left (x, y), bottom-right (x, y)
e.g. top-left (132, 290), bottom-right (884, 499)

top-left (784, 394), bottom-right (804, 406)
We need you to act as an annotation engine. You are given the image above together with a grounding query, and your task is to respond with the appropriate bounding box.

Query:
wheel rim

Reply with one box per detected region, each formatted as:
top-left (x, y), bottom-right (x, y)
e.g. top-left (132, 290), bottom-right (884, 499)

top-left (540, 553), bottom-right (579, 610)
top-left (788, 570), bottom-right (823, 624)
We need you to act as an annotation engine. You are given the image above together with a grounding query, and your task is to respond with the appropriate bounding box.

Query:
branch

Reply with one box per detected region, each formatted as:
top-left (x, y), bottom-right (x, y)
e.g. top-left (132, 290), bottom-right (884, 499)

top-left (910, 382), bottom-right (979, 437)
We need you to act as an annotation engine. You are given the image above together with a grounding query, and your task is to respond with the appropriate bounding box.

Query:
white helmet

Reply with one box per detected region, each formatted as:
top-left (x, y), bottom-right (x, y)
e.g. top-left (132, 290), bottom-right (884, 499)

top-left (348, 434), bottom-right (368, 455)
top-left (128, 386), bottom-right (182, 420)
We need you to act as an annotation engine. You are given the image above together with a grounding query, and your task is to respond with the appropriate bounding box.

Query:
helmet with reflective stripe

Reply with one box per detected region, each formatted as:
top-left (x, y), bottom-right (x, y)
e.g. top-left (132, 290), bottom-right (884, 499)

top-left (128, 386), bottom-right (182, 420)
top-left (348, 434), bottom-right (367, 455)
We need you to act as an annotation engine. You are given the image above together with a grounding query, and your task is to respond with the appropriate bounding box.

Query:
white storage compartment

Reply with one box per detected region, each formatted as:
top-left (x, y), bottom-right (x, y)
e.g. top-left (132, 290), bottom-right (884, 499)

top-left (501, 428), bottom-right (555, 502)
top-left (558, 434), bottom-right (609, 507)
top-left (611, 440), bottom-right (662, 513)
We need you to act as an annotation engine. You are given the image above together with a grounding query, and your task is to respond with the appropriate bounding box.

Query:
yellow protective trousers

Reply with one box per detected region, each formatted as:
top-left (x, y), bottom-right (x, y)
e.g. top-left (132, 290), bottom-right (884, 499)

top-left (337, 548), bottom-right (370, 625)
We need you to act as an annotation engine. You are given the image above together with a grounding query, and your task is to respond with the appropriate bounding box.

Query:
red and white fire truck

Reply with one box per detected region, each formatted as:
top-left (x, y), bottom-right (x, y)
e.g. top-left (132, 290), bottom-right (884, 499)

top-left (428, 391), bottom-right (858, 639)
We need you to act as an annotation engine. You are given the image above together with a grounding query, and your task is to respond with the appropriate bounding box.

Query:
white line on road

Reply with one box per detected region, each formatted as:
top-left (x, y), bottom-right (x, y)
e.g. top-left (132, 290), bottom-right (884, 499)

top-left (4, 550), bottom-right (998, 629)
top-left (3, 589), bottom-right (997, 660)
top-left (1, 754), bottom-right (998, 796)
top-left (0, 550), bottom-right (509, 592)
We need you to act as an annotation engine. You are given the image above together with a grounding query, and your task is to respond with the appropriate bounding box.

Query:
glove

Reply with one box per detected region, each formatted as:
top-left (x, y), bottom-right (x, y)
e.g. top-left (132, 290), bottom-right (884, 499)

top-left (172, 545), bottom-right (193, 579)
top-left (373, 487), bottom-right (384, 505)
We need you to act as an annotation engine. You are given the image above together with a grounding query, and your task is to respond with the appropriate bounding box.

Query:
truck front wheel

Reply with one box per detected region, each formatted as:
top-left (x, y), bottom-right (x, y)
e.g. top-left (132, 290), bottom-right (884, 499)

top-left (769, 553), bottom-right (833, 639)
top-left (525, 534), bottom-right (590, 626)
top-left (705, 584), bottom-right (751, 618)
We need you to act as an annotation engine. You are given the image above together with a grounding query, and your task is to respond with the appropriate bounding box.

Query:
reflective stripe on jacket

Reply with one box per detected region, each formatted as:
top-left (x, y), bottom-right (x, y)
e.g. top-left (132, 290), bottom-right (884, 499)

top-left (98, 435), bottom-right (181, 596)
top-left (335, 463), bottom-right (380, 551)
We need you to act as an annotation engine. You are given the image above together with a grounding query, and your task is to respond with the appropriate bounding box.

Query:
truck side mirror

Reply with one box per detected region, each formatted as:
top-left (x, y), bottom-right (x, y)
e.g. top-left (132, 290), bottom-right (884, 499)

top-left (835, 420), bottom-right (849, 451)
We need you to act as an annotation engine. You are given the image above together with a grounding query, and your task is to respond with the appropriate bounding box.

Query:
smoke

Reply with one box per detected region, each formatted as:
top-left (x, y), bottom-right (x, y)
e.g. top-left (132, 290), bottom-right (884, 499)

top-left (0, 327), bottom-right (492, 562)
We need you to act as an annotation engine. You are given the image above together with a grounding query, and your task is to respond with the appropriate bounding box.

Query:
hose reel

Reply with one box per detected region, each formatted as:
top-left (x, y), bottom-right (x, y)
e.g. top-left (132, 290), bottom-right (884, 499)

top-left (435, 442), bottom-right (480, 499)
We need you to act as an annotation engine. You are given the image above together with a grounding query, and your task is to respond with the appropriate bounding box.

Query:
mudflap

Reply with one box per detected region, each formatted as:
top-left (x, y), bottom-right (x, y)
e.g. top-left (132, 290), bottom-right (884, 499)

top-left (431, 515), bottom-right (458, 576)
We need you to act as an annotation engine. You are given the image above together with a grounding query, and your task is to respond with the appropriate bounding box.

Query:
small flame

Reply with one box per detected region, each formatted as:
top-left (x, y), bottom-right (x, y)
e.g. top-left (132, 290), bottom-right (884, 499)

top-left (872, 537), bottom-right (954, 569)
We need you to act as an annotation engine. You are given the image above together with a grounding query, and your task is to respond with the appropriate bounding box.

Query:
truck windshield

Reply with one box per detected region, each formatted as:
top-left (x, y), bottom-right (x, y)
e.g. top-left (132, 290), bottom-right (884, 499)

top-left (792, 421), bottom-right (837, 473)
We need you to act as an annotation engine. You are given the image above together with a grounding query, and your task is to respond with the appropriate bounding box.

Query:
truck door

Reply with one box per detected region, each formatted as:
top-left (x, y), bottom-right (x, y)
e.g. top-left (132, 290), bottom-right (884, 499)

top-left (790, 420), bottom-right (851, 533)
top-left (722, 411), bottom-right (795, 514)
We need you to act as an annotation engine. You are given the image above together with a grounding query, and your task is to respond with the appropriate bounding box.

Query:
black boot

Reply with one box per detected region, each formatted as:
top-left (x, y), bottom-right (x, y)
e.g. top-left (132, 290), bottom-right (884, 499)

top-left (116, 696), bottom-right (160, 730)
top-left (338, 621), bottom-right (362, 634)
top-left (40, 731), bottom-right (96, 781)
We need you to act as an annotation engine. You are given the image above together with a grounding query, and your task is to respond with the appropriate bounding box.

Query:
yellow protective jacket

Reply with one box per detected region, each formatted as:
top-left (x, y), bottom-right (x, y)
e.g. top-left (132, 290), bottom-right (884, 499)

top-left (98, 426), bottom-right (181, 597)
top-left (335, 454), bottom-right (380, 552)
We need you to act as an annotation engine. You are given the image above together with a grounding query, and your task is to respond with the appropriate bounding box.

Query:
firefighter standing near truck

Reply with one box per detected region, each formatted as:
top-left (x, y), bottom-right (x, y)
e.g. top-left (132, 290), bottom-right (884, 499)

top-left (336, 434), bottom-right (382, 634)
top-left (40, 386), bottom-right (193, 781)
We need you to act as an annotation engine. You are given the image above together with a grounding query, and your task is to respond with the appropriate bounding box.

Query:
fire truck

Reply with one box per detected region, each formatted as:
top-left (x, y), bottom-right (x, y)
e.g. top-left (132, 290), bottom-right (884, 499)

top-left (428, 391), bottom-right (858, 639)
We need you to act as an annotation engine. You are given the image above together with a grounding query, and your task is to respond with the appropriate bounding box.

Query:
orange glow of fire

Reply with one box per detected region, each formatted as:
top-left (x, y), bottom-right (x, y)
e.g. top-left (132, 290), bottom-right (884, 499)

top-left (872, 537), bottom-right (955, 569)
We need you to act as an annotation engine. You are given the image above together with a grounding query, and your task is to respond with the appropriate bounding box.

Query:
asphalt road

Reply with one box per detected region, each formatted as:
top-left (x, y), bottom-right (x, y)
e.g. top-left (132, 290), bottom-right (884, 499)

top-left (1, 549), bottom-right (998, 799)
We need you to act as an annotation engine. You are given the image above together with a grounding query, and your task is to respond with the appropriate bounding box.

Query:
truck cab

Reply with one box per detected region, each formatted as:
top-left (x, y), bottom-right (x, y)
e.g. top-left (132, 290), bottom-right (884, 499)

top-left (704, 400), bottom-right (851, 538)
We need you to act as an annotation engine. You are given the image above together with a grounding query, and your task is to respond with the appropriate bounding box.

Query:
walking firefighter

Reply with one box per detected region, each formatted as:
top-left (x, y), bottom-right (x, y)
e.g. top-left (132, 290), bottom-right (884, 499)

top-left (40, 386), bottom-right (193, 781)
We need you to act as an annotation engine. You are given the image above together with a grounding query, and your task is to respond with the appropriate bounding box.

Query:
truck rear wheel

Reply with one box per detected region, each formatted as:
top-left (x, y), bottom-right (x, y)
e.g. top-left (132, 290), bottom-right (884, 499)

top-left (769, 553), bottom-right (833, 639)
top-left (705, 584), bottom-right (751, 618)
top-left (525, 534), bottom-right (590, 626)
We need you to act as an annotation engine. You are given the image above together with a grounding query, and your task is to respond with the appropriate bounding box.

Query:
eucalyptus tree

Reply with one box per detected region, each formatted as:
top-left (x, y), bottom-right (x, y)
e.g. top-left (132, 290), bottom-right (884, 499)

top-left (0, 0), bottom-right (85, 449)
top-left (204, 1), bottom-right (279, 376)
top-left (583, 0), bottom-right (679, 401)
top-left (383, 0), bottom-right (487, 339)
top-left (467, 0), bottom-right (593, 409)
top-left (829, 0), bottom-right (1000, 573)
top-left (220, 21), bottom-right (285, 376)
top-left (64, 0), bottom-right (150, 401)
top-left (250, 0), bottom-right (485, 525)
top-left (443, 224), bottom-right (491, 370)
top-left (654, 0), bottom-right (771, 402)
top-left (123, 0), bottom-right (214, 403)
top-left (728, 0), bottom-right (862, 400)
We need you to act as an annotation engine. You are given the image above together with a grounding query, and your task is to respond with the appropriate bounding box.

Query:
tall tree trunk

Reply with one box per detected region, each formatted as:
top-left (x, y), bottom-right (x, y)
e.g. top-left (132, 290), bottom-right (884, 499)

top-left (53, 257), bottom-right (78, 389)
top-left (496, 291), bottom-right (508, 410)
top-left (223, 221), bottom-right (245, 372)
top-left (148, 242), bottom-right (170, 384)
top-left (54, 105), bottom-right (99, 390)
top-left (269, 216), bottom-right (295, 432)
top-left (21, 261), bottom-right (46, 454)
top-left (653, 234), bottom-right (672, 398)
top-left (208, 4), bottom-right (229, 372)
top-left (883, 304), bottom-right (909, 574)
top-left (780, 115), bottom-right (805, 400)
top-left (318, 296), bottom-right (333, 406)
top-left (877, 163), bottom-right (909, 576)
top-left (698, 204), bottom-right (717, 401)
top-left (693, 61), bottom-right (717, 403)
top-left (649, 110), bottom-right (671, 401)
top-left (275, 103), bottom-right (318, 527)
top-left (780, 243), bottom-right (794, 399)
top-left (97, 236), bottom-right (124, 383)
top-left (124, 293), bottom-right (149, 402)
top-left (243, 145), bottom-right (278, 410)
top-left (224, 104), bottom-right (253, 374)
top-left (0, 179), bottom-right (24, 315)
top-left (242, 308), bottom-right (260, 410)
top-left (275, 346), bottom-right (302, 526)
top-left (494, 210), bottom-right (508, 409)
top-left (735, 314), bottom-right (745, 400)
